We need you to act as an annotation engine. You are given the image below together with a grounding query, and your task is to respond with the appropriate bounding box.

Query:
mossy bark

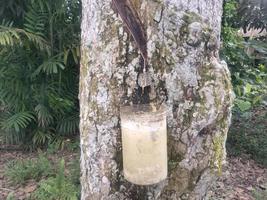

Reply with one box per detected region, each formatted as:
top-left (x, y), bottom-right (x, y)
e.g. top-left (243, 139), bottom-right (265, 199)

top-left (79, 0), bottom-right (233, 199)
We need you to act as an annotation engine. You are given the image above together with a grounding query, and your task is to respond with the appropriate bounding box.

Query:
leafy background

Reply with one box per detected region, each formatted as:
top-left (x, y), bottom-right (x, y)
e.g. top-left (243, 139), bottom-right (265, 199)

top-left (222, 0), bottom-right (267, 167)
top-left (0, 0), bottom-right (81, 148)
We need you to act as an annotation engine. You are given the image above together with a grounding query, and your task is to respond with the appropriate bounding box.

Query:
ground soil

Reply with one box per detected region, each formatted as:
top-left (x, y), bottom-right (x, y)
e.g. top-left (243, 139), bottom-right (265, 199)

top-left (0, 151), bottom-right (266, 200)
top-left (207, 157), bottom-right (267, 200)
top-left (0, 150), bottom-right (79, 200)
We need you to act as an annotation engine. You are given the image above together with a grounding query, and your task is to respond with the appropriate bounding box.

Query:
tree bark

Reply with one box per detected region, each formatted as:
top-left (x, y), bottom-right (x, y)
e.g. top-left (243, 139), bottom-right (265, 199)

top-left (79, 0), bottom-right (233, 199)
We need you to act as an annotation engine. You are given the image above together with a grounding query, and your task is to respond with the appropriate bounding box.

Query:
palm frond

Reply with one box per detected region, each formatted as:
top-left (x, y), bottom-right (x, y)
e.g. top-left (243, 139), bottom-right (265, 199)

top-left (24, 3), bottom-right (47, 37)
top-left (0, 23), bottom-right (20, 46)
top-left (0, 23), bottom-right (50, 51)
top-left (0, 110), bottom-right (26, 144)
top-left (57, 112), bottom-right (79, 135)
top-left (22, 31), bottom-right (50, 52)
top-left (35, 104), bottom-right (53, 127)
top-left (63, 46), bottom-right (80, 65)
top-left (0, 0), bottom-right (81, 147)
top-left (32, 129), bottom-right (53, 146)
top-left (32, 56), bottom-right (65, 76)
top-left (0, 58), bottom-right (33, 110)
top-left (1, 112), bottom-right (35, 132)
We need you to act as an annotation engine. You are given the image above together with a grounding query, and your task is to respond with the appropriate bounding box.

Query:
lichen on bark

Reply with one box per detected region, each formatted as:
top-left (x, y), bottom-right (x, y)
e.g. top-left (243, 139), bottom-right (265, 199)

top-left (79, 0), bottom-right (233, 199)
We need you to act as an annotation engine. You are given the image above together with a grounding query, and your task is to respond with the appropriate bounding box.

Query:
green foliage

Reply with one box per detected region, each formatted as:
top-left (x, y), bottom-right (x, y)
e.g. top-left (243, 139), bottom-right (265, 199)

top-left (222, 0), bottom-right (267, 112)
top-left (245, 40), bottom-right (267, 64)
top-left (47, 137), bottom-right (80, 154)
top-left (32, 159), bottom-right (79, 200)
top-left (233, 64), bottom-right (267, 110)
top-left (223, 0), bottom-right (267, 168)
top-left (222, 0), bottom-right (240, 28)
top-left (68, 158), bottom-right (81, 187)
top-left (253, 183), bottom-right (267, 200)
top-left (0, 0), bottom-right (81, 148)
top-left (0, 22), bottom-right (50, 51)
top-left (4, 153), bottom-right (52, 185)
top-left (32, 129), bottom-right (54, 147)
top-left (1, 112), bottom-right (35, 132)
top-left (227, 107), bottom-right (267, 167)
top-left (4, 152), bottom-right (81, 198)
top-left (6, 192), bottom-right (15, 200)
top-left (66, 139), bottom-right (80, 151)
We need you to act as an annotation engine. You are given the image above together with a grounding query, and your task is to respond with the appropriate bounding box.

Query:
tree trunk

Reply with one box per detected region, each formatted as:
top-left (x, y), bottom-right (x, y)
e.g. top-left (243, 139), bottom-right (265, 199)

top-left (79, 0), bottom-right (233, 199)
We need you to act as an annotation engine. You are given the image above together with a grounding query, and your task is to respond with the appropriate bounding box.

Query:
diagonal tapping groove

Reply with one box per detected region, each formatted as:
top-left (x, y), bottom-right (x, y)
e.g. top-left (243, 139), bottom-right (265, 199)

top-left (111, 0), bottom-right (147, 65)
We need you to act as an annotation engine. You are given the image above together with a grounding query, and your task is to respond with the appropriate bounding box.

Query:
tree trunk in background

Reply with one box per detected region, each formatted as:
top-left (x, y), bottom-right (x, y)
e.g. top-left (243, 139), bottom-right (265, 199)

top-left (79, 0), bottom-right (233, 199)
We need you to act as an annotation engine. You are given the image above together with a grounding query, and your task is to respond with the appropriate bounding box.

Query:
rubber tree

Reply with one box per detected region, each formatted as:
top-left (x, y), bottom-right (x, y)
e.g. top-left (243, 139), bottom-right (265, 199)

top-left (79, 0), bottom-right (233, 199)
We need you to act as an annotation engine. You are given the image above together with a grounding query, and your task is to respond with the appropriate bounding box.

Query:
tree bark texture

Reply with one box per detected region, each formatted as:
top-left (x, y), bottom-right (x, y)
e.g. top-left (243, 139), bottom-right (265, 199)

top-left (79, 0), bottom-right (233, 199)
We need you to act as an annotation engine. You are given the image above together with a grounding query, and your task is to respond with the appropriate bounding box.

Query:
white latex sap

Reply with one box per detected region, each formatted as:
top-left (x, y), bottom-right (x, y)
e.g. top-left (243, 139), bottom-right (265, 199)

top-left (120, 104), bottom-right (167, 185)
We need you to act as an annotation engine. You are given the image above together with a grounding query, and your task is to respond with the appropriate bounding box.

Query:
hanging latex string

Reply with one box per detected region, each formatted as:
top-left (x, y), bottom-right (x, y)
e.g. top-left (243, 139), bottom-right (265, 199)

top-left (111, 0), bottom-right (151, 93)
